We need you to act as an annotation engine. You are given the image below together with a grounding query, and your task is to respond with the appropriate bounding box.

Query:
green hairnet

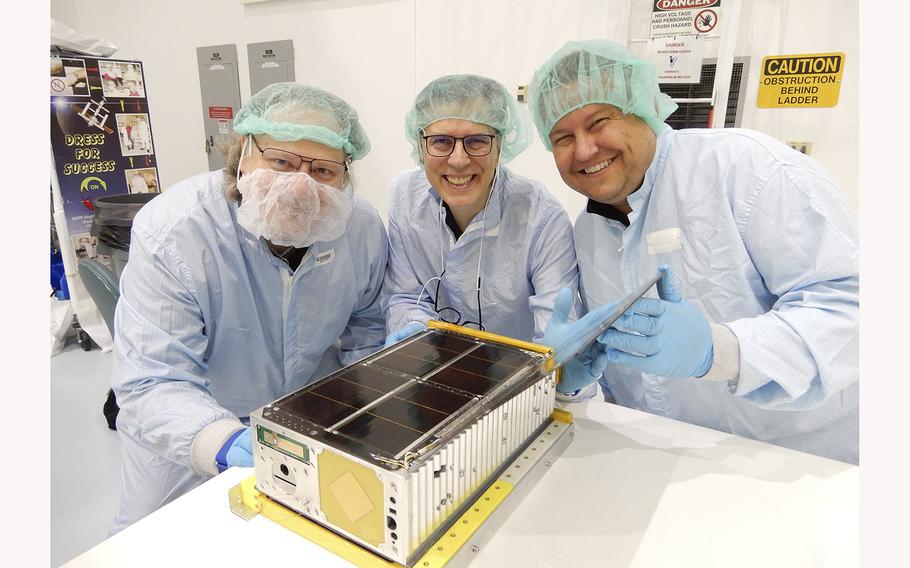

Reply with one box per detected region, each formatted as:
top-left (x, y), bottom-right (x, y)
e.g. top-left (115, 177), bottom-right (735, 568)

top-left (233, 82), bottom-right (371, 160)
top-left (404, 74), bottom-right (531, 163)
top-left (528, 40), bottom-right (677, 150)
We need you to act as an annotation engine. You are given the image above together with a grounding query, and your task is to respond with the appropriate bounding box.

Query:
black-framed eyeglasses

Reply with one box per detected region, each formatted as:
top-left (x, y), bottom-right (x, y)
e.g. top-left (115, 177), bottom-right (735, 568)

top-left (251, 136), bottom-right (349, 184)
top-left (421, 132), bottom-right (497, 157)
top-left (430, 269), bottom-right (484, 331)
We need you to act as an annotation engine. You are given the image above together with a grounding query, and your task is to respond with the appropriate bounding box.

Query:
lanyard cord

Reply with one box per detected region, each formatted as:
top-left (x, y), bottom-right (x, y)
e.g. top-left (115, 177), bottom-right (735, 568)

top-left (413, 197), bottom-right (446, 314)
top-left (413, 162), bottom-right (500, 330)
top-left (473, 165), bottom-right (498, 330)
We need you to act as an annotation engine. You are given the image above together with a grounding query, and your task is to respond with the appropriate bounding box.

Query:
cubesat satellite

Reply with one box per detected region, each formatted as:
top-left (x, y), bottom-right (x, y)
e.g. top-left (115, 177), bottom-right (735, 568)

top-left (240, 321), bottom-right (574, 566)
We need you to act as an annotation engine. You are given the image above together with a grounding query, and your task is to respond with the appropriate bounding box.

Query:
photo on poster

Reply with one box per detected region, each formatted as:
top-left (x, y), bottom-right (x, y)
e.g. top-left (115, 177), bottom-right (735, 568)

top-left (50, 57), bottom-right (90, 97)
top-left (115, 113), bottom-right (154, 156)
top-left (124, 167), bottom-right (160, 194)
top-left (72, 234), bottom-right (98, 260)
top-left (99, 60), bottom-right (145, 98)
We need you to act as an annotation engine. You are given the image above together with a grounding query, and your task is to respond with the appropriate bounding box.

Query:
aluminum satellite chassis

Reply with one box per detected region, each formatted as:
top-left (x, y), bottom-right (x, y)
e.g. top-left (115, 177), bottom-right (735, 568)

top-left (230, 320), bottom-right (575, 566)
top-left (230, 408), bottom-right (574, 568)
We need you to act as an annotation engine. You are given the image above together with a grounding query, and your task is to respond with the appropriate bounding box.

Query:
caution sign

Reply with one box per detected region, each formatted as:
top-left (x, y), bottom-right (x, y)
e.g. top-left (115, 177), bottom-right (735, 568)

top-left (757, 52), bottom-right (845, 108)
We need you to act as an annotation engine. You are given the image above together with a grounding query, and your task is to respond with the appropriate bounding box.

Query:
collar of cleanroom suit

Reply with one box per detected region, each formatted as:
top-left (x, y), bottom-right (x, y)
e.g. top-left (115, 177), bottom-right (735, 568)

top-left (586, 198), bottom-right (630, 227)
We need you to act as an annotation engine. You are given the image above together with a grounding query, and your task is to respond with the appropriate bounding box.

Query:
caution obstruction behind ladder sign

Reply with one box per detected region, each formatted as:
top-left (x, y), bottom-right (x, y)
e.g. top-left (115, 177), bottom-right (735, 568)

top-left (757, 52), bottom-right (845, 108)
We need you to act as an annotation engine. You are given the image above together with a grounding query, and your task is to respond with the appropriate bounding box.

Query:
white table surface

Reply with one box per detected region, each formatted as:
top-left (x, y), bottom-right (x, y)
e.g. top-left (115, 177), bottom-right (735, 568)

top-left (65, 400), bottom-right (858, 568)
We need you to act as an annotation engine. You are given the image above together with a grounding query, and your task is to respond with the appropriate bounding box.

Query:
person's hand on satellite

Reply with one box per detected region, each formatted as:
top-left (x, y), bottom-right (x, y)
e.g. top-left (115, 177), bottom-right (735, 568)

top-left (384, 321), bottom-right (426, 348)
top-left (215, 427), bottom-right (253, 473)
top-left (542, 288), bottom-right (622, 393)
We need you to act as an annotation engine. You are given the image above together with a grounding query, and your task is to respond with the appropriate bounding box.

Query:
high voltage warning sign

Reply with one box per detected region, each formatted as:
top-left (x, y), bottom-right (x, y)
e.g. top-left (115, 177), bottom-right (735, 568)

top-left (757, 52), bottom-right (845, 108)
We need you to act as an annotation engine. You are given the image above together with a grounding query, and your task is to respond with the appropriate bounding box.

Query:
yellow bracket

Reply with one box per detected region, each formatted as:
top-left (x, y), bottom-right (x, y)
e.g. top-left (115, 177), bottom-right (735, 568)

top-left (236, 475), bottom-right (517, 568)
top-left (413, 480), bottom-right (514, 568)
top-left (426, 320), bottom-right (557, 372)
top-left (237, 476), bottom-right (400, 567)
top-left (426, 321), bottom-right (551, 355)
top-left (551, 408), bottom-right (574, 424)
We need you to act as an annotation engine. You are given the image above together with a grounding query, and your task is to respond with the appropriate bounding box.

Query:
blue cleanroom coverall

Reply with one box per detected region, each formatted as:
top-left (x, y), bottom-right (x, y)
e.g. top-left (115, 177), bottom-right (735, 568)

top-left (383, 166), bottom-right (579, 342)
top-left (576, 127), bottom-right (859, 463)
top-left (110, 170), bottom-right (388, 531)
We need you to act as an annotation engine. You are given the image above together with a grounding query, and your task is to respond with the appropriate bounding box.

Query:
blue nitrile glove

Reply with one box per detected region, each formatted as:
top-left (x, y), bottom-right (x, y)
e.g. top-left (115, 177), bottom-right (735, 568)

top-left (599, 265), bottom-right (713, 378)
top-left (215, 427), bottom-right (253, 473)
top-left (559, 342), bottom-right (610, 394)
top-left (384, 321), bottom-right (426, 348)
top-left (542, 288), bottom-right (620, 394)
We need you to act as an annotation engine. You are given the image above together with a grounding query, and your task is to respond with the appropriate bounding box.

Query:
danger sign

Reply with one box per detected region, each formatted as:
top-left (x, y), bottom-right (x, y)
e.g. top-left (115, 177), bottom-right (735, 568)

top-left (694, 9), bottom-right (718, 33)
top-left (650, 0), bottom-right (722, 39)
top-left (208, 106), bottom-right (234, 119)
top-left (757, 52), bottom-right (845, 108)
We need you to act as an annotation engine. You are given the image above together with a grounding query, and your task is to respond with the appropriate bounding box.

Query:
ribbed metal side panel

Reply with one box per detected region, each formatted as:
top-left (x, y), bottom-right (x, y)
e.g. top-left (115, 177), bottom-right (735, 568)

top-left (405, 376), bottom-right (554, 556)
top-left (417, 462), bottom-right (426, 542)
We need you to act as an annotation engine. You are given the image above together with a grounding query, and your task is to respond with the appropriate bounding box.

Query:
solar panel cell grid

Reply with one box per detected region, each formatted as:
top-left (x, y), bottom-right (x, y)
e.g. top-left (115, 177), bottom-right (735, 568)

top-left (278, 391), bottom-right (356, 427)
top-left (426, 367), bottom-right (501, 397)
top-left (334, 381), bottom-right (475, 455)
top-left (270, 330), bottom-right (541, 456)
top-left (372, 334), bottom-right (474, 376)
top-left (369, 396), bottom-right (450, 433)
top-left (335, 366), bottom-right (412, 392)
top-left (372, 352), bottom-right (439, 377)
top-left (310, 377), bottom-right (385, 408)
top-left (468, 344), bottom-right (527, 368)
top-left (336, 413), bottom-right (423, 456)
top-left (448, 356), bottom-right (516, 382)
top-left (395, 382), bottom-right (473, 414)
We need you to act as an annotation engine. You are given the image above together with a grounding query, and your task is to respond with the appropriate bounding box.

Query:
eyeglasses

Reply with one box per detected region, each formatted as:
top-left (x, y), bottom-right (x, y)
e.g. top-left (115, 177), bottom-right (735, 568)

top-left (421, 133), bottom-right (497, 158)
top-left (251, 136), bottom-right (349, 184)
top-left (430, 269), bottom-right (484, 331)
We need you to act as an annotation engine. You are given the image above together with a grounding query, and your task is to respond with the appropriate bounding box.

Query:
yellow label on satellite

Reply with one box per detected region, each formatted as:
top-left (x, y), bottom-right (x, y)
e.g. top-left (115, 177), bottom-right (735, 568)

top-left (757, 52), bottom-right (845, 108)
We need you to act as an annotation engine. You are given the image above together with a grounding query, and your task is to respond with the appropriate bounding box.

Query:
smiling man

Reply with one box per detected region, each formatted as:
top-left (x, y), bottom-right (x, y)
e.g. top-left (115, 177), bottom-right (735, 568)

top-left (383, 74), bottom-right (579, 350)
top-left (109, 83), bottom-right (388, 532)
top-left (528, 40), bottom-right (859, 464)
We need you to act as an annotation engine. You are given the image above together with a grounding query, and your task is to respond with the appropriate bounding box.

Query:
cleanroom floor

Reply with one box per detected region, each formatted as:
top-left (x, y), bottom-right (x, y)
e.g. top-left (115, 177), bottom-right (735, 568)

top-left (50, 341), bottom-right (121, 567)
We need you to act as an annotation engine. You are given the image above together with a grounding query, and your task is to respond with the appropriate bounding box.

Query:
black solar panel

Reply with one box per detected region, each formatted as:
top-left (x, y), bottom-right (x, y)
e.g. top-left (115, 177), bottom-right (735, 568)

top-left (335, 413), bottom-right (424, 457)
top-left (278, 391), bottom-right (356, 427)
top-left (426, 366), bottom-right (501, 397)
top-left (394, 382), bottom-right (474, 415)
top-left (372, 332), bottom-right (473, 376)
top-left (267, 329), bottom-right (542, 458)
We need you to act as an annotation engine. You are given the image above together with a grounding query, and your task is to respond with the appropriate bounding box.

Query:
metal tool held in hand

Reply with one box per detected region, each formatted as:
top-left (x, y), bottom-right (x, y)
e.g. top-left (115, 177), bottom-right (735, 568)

top-left (552, 273), bottom-right (663, 366)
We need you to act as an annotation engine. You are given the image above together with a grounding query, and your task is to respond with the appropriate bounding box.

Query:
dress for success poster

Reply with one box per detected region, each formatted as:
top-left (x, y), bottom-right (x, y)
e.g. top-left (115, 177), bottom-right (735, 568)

top-left (51, 55), bottom-right (161, 258)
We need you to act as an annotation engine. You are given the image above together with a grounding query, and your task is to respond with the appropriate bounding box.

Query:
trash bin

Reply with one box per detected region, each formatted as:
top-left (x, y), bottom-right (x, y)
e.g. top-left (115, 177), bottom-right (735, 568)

top-left (90, 193), bottom-right (158, 281)
top-left (87, 193), bottom-right (158, 430)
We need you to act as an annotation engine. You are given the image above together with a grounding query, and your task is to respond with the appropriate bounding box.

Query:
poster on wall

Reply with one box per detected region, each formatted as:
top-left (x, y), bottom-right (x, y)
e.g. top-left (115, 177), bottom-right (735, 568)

top-left (124, 167), bottom-right (160, 194)
top-left (650, 0), bottom-right (722, 39)
top-left (646, 35), bottom-right (705, 83)
top-left (757, 52), bottom-right (845, 108)
top-left (50, 55), bottom-right (161, 246)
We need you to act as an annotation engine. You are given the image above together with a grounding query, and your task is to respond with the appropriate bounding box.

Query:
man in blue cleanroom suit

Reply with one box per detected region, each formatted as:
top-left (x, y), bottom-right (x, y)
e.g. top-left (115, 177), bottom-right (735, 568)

top-left (109, 83), bottom-right (388, 532)
top-left (383, 74), bottom-right (579, 346)
top-left (529, 40), bottom-right (858, 464)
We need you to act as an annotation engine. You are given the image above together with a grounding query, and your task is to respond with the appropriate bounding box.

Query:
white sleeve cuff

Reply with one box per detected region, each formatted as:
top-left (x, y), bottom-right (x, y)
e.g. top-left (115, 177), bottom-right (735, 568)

top-left (699, 323), bottom-right (741, 387)
top-left (189, 418), bottom-right (246, 476)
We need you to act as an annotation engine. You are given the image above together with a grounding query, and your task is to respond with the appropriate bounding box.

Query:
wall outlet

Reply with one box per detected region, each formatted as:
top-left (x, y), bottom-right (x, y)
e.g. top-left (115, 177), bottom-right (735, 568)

top-left (516, 84), bottom-right (528, 103)
top-left (786, 140), bottom-right (813, 155)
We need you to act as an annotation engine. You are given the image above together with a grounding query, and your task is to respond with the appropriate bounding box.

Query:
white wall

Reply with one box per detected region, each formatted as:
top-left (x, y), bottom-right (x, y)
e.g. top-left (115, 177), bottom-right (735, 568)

top-left (51, 0), bottom-right (416, 221)
top-left (736, 0), bottom-right (858, 214)
top-left (51, 0), bottom-right (858, 219)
